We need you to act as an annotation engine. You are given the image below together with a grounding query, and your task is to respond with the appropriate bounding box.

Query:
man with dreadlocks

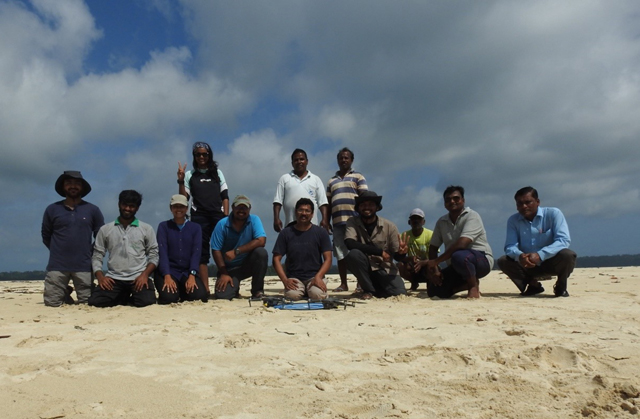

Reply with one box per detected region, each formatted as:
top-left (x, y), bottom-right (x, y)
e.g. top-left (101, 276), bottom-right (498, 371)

top-left (177, 142), bottom-right (229, 296)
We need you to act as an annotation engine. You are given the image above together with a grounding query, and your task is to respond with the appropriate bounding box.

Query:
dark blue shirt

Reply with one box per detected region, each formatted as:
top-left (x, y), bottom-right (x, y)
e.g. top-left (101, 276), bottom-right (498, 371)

top-left (157, 220), bottom-right (202, 281)
top-left (272, 224), bottom-right (332, 281)
top-left (41, 200), bottom-right (104, 272)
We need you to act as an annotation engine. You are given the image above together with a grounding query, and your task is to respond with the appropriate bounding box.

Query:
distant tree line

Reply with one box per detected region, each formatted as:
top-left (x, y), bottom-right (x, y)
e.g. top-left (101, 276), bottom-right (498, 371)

top-left (2, 255), bottom-right (637, 281)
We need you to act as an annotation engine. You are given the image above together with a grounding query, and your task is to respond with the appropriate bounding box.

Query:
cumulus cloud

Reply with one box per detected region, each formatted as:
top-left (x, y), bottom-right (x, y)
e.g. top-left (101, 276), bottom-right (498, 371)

top-left (3, 0), bottom-right (640, 271)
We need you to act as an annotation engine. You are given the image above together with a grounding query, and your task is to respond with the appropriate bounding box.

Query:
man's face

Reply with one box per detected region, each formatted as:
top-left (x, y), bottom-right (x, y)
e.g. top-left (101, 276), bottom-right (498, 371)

top-left (358, 200), bottom-right (378, 218)
top-left (444, 191), bottom-right (465, 213)
top-left (337, 151), bottom-right (353, 172)
top-left (63, 178), bottom-right (83, 199)
top-left (291, 152), bottom-right (308, 175)
top-left (295, 204), bottom-right (313, 224)
top-left (119, 202), bottom-right (139, 221)
top-left (516, 192), bottom-right (540, 221)
top-left (408, 216), bottom-right (425, 231)
top-left (232, 204), bottom-right (250, 221)
top-left (170, 204), bottom-right (188, 219)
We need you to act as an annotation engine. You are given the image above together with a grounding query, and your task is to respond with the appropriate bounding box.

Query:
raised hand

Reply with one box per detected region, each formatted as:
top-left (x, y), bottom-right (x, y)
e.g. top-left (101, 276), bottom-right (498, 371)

top-left (177, 162), bottom-right (187, 181)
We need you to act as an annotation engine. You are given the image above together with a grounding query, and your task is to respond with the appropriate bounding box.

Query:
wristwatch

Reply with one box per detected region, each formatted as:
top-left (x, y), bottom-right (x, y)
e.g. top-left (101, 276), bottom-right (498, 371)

top-left (190, 270), bottom-right (197, 276)
top-left (234, 248), bottom-right (241, 256)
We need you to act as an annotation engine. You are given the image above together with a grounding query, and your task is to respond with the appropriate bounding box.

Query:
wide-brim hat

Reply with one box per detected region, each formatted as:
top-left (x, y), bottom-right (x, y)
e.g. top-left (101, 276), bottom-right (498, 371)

top-left (355, 191), bottom-right (383, 211)
top-left (54, 171), bottom-right (91, 197)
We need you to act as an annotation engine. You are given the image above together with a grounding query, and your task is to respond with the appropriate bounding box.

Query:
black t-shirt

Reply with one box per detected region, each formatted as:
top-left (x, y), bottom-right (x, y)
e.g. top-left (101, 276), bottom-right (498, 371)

top-left (272, 224), bottom-right (332, 281)
top-left (189, 170), bottom-right (223, 217)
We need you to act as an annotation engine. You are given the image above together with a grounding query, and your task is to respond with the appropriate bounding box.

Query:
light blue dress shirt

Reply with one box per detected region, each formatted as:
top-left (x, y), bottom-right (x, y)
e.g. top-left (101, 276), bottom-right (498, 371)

top-left (504, 207), bottom-right (570, 262)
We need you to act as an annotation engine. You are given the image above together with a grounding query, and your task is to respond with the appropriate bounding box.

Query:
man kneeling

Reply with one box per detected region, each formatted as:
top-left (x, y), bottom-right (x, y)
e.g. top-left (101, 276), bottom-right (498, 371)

top-left (272, 198), bottom-right (332, 300)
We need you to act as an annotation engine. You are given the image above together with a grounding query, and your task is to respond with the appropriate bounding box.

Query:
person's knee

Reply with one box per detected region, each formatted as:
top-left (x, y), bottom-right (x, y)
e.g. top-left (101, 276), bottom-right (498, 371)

top-left (158, 292), bottom-right (180, 305)
top-left (284, 290), bottom-right (304, 301)
top-left (251, 247), bottom-right (268, 262)
top-left (133, 293), bottom-right (157, 307)
top-left (307, 287), bottom-right (327, 300)
top-left (496, 255), bottom-right (510, 270)
top-left (214, 288), bottom-right (235, 300)
top-left (556, 249), bottom-right (577, 264)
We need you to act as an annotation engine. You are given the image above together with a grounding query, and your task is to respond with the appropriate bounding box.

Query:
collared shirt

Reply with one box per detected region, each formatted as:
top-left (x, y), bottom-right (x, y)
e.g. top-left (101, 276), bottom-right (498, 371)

top-left (431, 207), bottom-right (494, 267)
top-left (273, 170), bottom-right (328, 226)
top-left (504, 206), bottom-right (570, 262)
top-left (345, 216), bottom-right (400, 275)
top-left (42, 200), bottom-right (104, 272)
top-left (92, 218), bottom-right (159, 281)
top-left (326, 169), bottom-right (368, 226)
top-left (157, 219), bottom-right (201, 281)
top-left (211, 214), bottom-right (266, 268)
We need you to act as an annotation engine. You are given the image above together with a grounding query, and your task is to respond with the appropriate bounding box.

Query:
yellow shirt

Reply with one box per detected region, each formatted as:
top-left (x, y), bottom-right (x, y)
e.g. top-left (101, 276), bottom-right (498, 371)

top-left (402, 228), bottom-right (433, 260)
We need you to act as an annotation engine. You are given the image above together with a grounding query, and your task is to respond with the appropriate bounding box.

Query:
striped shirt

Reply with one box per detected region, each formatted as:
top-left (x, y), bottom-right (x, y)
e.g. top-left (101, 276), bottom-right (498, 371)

top-left (326, 170), bottom-right (368, 226)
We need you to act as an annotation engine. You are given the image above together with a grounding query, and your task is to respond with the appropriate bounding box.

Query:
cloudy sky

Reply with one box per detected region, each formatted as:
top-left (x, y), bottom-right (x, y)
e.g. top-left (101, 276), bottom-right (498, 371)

top-left (2, 0), bottom-right (640, 272)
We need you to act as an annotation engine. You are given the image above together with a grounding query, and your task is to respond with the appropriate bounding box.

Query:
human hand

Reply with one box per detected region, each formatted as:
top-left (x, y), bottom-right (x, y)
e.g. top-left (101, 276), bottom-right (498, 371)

top-left (382, 251), bottom-right (392, 262)
top-left (519, 253), bottom-right (536, 268)
top-left (273, 219), bottom-right (283, 233)
top-left (185, 275), bottom-right (198, 293)
top-left (133, 274), bottom-right (150, 292)
top-left (282, 277), bottom-right (298, 291)
top-left (215, 274), bottom-right (233, 293)
top-left (97, 275), bottom-right (115, 291)
top-left (177, 162), bottom-right (187, 181)
top-left (320, 219), bottom-right (332, 234)
top-left (224, 249), bottom-right (236, 262)
top-left (162, 275), bottom-right (178, 293)
top-left (398, 233), bottom-right (409, 255)
top-left (311, 276), bottom-right (327, 293)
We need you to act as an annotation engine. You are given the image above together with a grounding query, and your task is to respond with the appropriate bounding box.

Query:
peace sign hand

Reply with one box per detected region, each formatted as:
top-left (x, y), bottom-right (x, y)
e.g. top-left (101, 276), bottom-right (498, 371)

top-left (177, 162), bottom-right (187, 181)
top-left (398, 232), bottom-right (409, 256)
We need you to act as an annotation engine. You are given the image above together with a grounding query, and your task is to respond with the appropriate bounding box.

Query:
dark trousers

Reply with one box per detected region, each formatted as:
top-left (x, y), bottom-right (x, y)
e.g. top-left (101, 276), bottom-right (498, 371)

top-left (345, 249), bottom-right (406, 298)
top-left (191, 213), bottom-right (223, 265)
top-left (427, 250), bottom-right (491, 298)
top-left (214, 247), bottom-right (268, 299)
top-left (497, 249), bottom-right (577, 294)
top-left (154, 273), bottom-right (208, 304)
top-left (88, 278), bottom-right (157, 307)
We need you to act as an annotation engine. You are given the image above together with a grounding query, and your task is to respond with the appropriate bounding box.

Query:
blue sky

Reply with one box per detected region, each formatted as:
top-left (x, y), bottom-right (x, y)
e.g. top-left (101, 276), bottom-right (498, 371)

top-left (2, 0), bottom-right (640, 272)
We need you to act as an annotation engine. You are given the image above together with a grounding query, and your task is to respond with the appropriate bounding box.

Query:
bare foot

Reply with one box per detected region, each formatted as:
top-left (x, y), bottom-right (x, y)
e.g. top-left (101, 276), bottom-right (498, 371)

top-left (333, 284), bottom-right (349, 292)
top-left (467, 286), bottom-right (481, 299)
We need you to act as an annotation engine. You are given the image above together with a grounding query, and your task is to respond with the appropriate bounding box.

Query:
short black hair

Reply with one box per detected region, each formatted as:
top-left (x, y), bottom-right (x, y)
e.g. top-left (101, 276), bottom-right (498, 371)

top-left (119, 190), bottom-right (143, 207)
top-left (291, 148), bottom-right (308, 160)
top-left (295, 197), bottom-right (315, 213)
top-left (337, 147), bottom-right (354, 160)
top-left (515, 186), bottom-right (538, 200)
top-left (443, 185), bottom-right (464, 199)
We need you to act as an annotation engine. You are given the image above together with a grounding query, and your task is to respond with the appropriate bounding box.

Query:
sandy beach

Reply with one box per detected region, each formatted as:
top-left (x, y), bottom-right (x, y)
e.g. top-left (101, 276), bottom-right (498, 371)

top-left (1, 267), bottom-right (640, 418)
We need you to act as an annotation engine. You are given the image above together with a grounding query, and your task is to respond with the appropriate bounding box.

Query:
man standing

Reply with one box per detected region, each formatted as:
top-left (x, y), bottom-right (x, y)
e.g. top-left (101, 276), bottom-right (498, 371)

top-left (41, 171), bottom-right (104, 306)
top-left (497, 186), bottom-right (576, 297)
top-left (344, 191), bottom-right (407, 299)
top-left (326, 147), bottom-right (368, 292)
top-left (424, 186), bottom-right (493, 299)
top-left (89, 190), bottom-right (158, 307)
top-left (397, 208), bottom-right (433, 291)
top-left (273, 149), bottom-right (329, 232)
top-left (211, 195), bottom-right (268, 300)
top-left (272, 198), bottom-right (332, 301)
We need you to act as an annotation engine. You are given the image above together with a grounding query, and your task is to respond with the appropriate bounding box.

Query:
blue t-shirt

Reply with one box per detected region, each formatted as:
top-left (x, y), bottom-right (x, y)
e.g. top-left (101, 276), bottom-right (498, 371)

top-left (210, 214), bottom-right (266, 268)
top-left (272, 224), bottom-right (332, 281)
top-left (42, 200), bottom-right (104, 272)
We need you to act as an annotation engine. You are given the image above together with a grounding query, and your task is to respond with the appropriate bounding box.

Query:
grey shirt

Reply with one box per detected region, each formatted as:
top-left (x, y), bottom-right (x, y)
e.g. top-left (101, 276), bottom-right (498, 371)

top-left (92, 218), bottom-right (159, 281)
top-left (431, 207), bottom-right (493, 267)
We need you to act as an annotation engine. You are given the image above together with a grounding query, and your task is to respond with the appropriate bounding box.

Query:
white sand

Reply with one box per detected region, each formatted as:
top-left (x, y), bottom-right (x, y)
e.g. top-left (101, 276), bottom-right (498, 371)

top-left (1, 268), bottom-right (640, 418)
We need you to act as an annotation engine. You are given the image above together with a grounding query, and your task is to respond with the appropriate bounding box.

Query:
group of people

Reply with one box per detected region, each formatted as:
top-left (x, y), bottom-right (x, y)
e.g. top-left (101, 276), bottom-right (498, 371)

top-left (41, 143), bottom-right (577, 307)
